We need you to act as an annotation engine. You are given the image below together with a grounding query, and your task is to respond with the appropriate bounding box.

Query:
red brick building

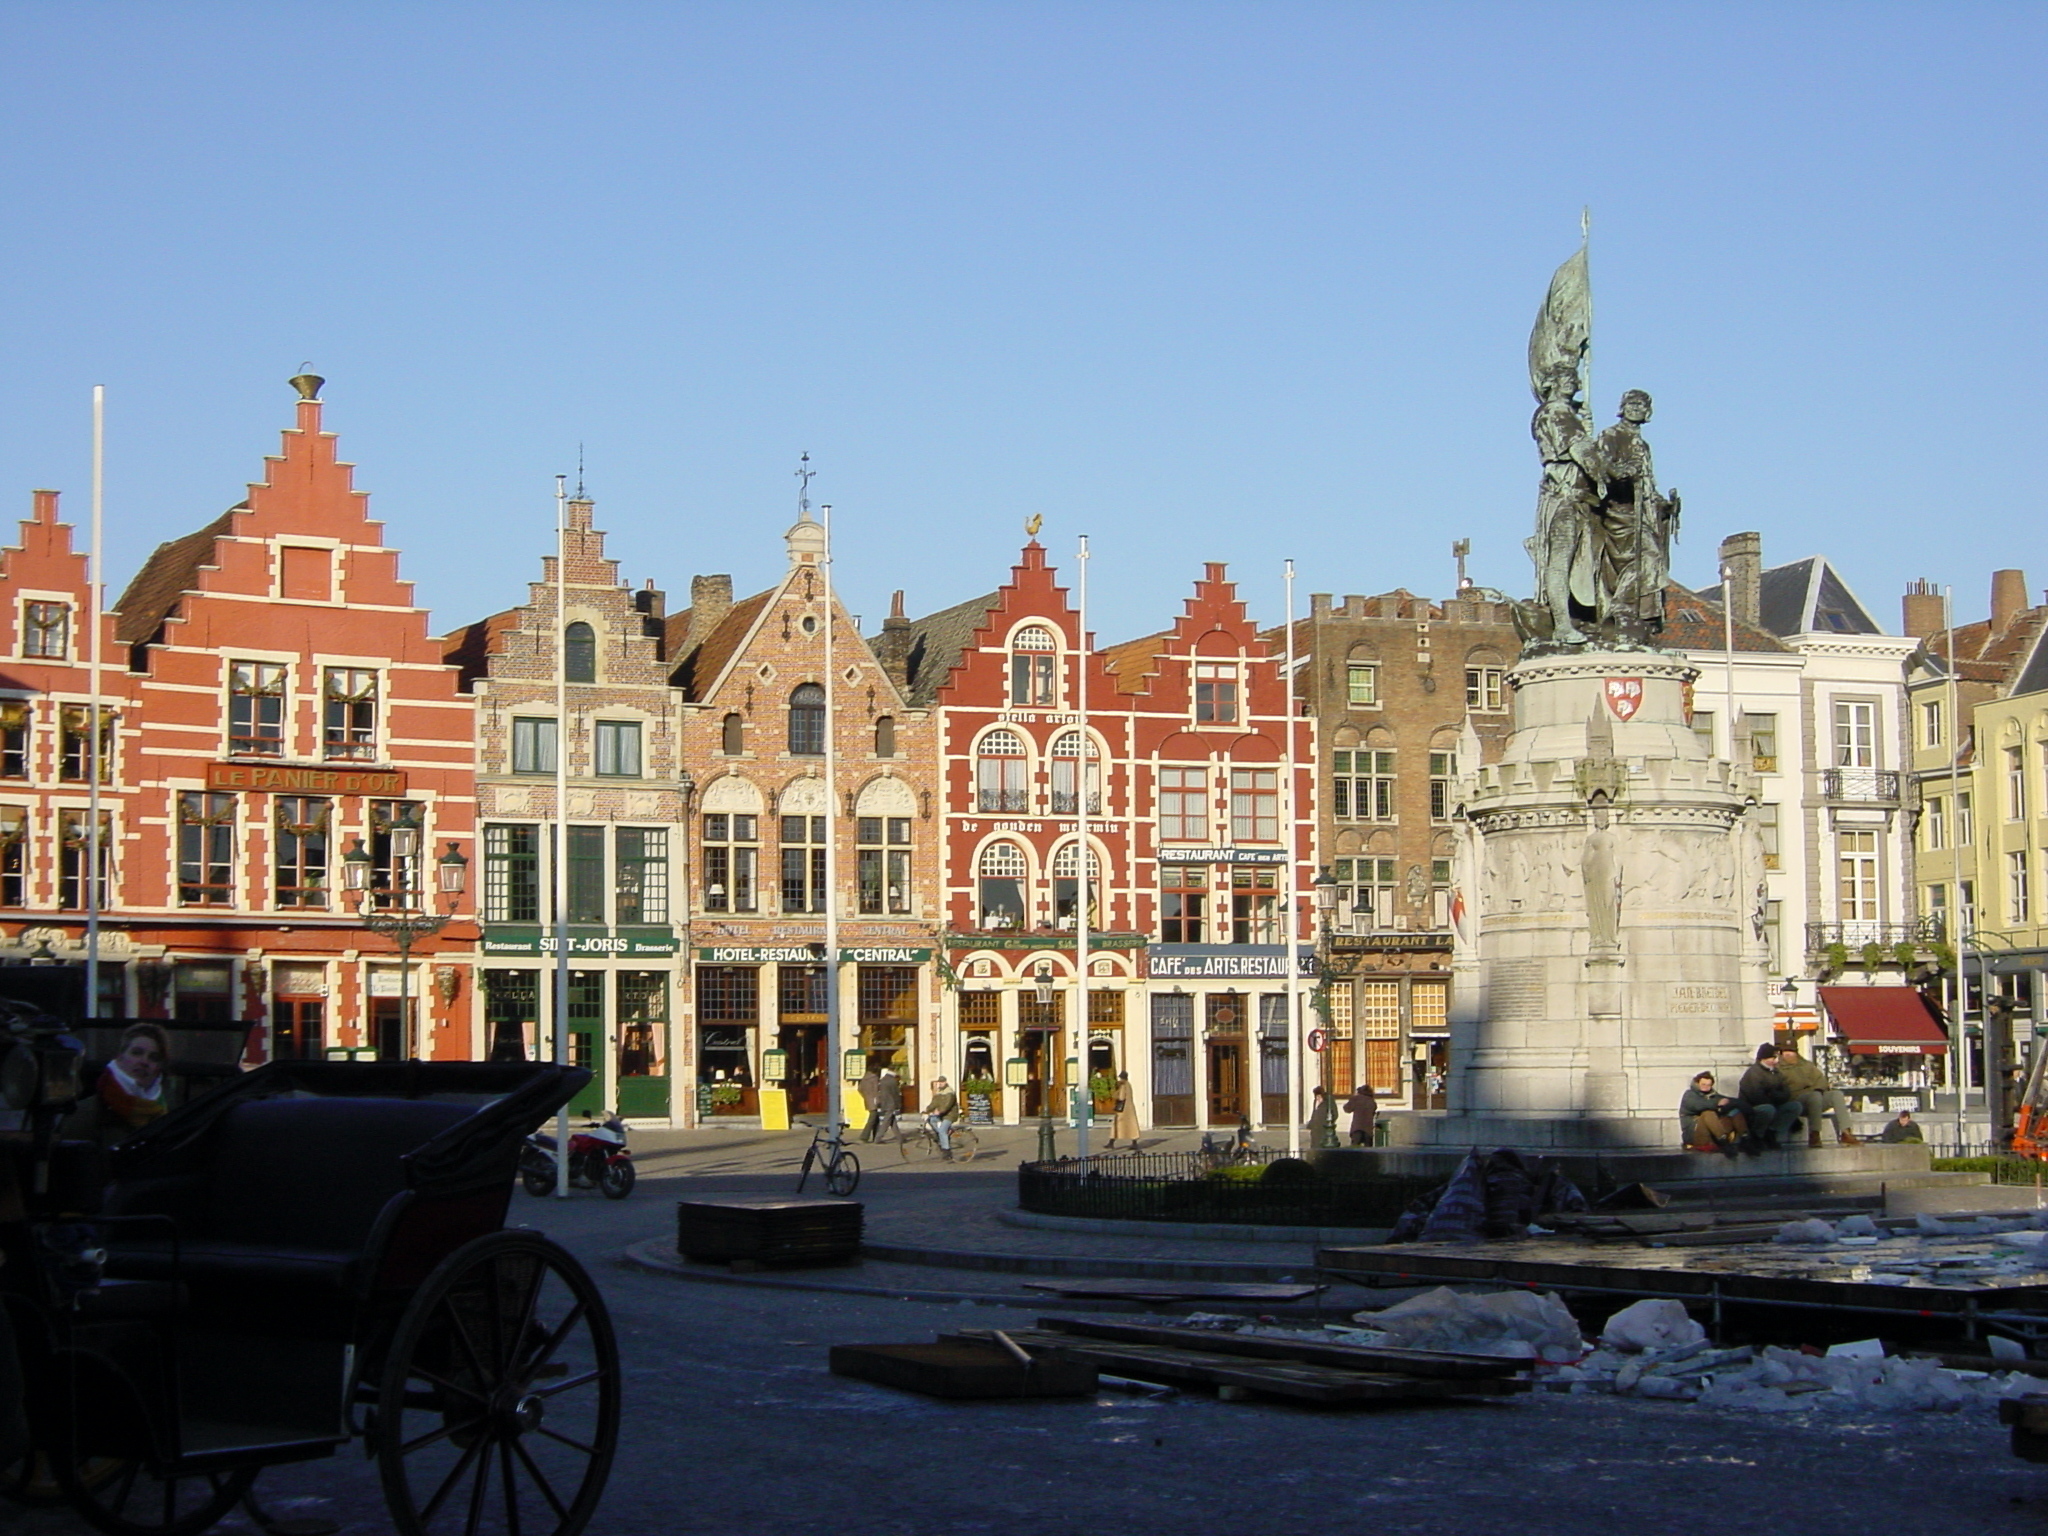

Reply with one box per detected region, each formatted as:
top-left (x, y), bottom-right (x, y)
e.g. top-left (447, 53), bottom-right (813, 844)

top-left (62, 376), bottom-right (479, 1056)
top-left (887, 542), bottom-right (1314, 1129)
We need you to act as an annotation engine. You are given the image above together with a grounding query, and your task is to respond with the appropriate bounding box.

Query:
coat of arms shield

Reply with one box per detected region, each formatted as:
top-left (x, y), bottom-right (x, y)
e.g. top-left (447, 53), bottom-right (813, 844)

top-left (1603, 677), bottom-right (1644, 721)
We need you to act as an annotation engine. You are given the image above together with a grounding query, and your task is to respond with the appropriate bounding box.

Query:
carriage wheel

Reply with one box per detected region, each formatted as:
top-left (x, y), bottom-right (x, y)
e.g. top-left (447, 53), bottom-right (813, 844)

top-left (52, 1452), bottom-right (254, 1536)
top-left (376, 1231), bottom-right (620, 1536)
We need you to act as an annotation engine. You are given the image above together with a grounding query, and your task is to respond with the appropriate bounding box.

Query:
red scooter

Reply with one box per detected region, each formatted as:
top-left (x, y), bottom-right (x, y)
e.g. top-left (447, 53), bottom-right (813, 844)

top-left (521, 1111), bottom-right (636, 1198)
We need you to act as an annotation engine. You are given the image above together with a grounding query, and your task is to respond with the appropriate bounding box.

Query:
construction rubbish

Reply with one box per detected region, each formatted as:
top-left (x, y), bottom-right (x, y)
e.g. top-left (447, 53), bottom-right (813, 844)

top-left (1387, 1148), bottom-right (1590, 1244)
top-left (1328, 1287), bottom-right (2037, 1414)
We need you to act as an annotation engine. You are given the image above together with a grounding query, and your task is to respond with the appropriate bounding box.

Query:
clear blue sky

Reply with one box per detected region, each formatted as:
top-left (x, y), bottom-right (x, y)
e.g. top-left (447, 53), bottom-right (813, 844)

top-left (3, 2), bottom-right (2041, 644)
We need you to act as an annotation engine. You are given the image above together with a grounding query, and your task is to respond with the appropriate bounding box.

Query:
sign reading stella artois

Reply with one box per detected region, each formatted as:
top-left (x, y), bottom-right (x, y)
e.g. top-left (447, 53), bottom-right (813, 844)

top-left (1603, 677), bottom-right (1644, 721)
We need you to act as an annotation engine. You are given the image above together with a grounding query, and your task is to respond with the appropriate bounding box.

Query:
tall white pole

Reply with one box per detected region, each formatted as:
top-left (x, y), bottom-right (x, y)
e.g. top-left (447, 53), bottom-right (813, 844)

top-left (821, 502), bottom-right (843, 1136)
top-left (1719, 563), bottom-right (1737, 757)
top-left (1073, 535), bottom-right (1090, 1164)
top-left (553, 474), bottom-right (571, 1196)
top-left (1284, 559), bottom-right (1302, 1156)
top-left (1946, 585), bottom-right (1966, 1151)
top-left (86, 387), bottom-right (105, 1021)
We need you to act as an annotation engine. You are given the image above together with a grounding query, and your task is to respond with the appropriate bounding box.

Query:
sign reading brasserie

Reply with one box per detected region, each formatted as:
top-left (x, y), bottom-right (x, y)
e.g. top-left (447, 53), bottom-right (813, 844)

top-left (483, 925), bottom-right (679, 956)
top-left (1154, 847), bottom-right (1289, 865)
top-left (1147, 944), bottom-right (1316, 979)
top-left (207, 762), bottom-right (408, 796)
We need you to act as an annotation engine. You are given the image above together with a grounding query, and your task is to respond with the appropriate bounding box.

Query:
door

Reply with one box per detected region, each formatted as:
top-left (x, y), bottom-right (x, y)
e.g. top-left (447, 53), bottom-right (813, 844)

top-left (370, 997), bottom-right (406, 1061)
top-left (780, 1024), bottom-right (828, 1115)
top-left (1020, 1030), bottom-right (1064, 1119)
top-left (1149, 993), bottom-right (1195, 1126)
top-left (272, 997), bottom-right (324, 1062)
top-left (567, 971), bottom-right (604, 1114)
top-left (1257, 993), bottom-right (1290, 1127)
top-left (1205, 993), bottom-right (1247, 1125)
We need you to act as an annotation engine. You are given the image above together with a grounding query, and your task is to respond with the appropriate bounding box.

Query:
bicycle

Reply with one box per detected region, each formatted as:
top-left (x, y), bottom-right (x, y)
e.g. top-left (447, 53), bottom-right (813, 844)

top-left (897, 1115), bottom-right (981, 1163)
top-left (795, 1119), bottom-right (861, 1196)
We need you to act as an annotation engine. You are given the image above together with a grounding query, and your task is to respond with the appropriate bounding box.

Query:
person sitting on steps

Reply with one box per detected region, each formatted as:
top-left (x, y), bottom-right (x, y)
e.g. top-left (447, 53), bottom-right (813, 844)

top-left (1775, 1043), bottom-right (1860, 1146)
top-left (1735, 1044), bottom-right (1805, 1149)
top-left (1679, 1070), bottom-right (1750, 1158)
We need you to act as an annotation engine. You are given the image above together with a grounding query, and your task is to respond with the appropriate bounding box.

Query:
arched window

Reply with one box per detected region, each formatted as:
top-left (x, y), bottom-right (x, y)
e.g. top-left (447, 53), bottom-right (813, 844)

top-left (1051, 842), bottom-right (1101, 929)
top-left (977, 842), bottom-right (1028, 930)
top-left (564, 622), bottom-right (596, 683)
top-left (975, 729), bottom-right (1028, 813)
top-left (1050, 732), bottom-right (1101, 815)
top-left (874, 716), bottom-right (896, 758)
top-left (1010, 625), bottom-right (1058, 707)
top-left (788, 684), bottom-right (825, 756)
top-left (722, 712), bottom-right (745, 756)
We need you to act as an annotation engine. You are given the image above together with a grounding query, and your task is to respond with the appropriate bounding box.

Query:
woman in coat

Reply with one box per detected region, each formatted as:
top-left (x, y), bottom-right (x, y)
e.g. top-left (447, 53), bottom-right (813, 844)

top-left (60, 1022), bottom-right (170, 1149)
top-left (1105, 1070), bottom-right (1142, 1150)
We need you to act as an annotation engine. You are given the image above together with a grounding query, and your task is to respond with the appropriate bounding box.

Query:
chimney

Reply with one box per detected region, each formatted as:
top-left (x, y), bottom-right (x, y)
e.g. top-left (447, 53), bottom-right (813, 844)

top-left (1992, 569), bottom-right (2027, 636)
top-left (31, 489), bottom-right (58, 525)
top-left (1901, 578), bottom-right (1945, 640)
top-left (874, 589), bottom-right (913, 689)
top-left (1717, 532), bottom-right (1762, 631)
top-left (684, 574), bottom-right (733, 653)
top-left (633, 576), bottom-right (666, 624)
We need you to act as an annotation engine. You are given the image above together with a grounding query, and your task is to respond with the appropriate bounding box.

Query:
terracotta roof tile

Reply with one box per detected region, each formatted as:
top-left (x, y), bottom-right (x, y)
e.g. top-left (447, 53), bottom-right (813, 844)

top-left (674, 589), bottom-right (773, 701)
top-left (1662, 583), bottom-right (1792, 653)
top-left (1101, 631), bottom-right (1169, 693)
top-left (110, 507), bottom-right (240, 645)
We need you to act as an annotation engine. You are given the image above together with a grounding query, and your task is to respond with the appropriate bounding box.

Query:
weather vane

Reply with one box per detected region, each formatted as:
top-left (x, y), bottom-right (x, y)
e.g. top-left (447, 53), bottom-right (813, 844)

top-left (796, 452), bottom-right (815, 519)
top-left (1025, 514), bottom-right (1043, 538)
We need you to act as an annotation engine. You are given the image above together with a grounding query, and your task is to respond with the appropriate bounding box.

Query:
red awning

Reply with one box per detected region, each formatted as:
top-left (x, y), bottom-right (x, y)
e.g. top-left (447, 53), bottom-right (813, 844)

top-left (1818, 986), bottom-right (1950, 1055)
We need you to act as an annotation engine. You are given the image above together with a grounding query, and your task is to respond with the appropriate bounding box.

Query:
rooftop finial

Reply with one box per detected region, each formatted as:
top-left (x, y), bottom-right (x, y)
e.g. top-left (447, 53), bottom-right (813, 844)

top-left (575, 442), bottom-right (586, 500)
top-left (1025, 514), bottom-right (1043, 539)
top-left (289, 364), bottom-right (324, 401)
top-left (795, 452), bottom-right (815, 522)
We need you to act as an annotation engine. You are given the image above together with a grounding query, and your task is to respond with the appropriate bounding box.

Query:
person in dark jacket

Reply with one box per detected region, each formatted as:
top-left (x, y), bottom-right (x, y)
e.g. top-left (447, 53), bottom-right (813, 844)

top-left (1878, 1109), bottom-right (1925, 1144)
top-left (1342, 1083), bottom-right (1379, 1146)
top-left (1307, 1085), bottom-right (1339, 1149)
top-left (1679, 1071), bottom-right (1749, 1157)
top-left (1736, 1044), bottom-right (1804, 1148)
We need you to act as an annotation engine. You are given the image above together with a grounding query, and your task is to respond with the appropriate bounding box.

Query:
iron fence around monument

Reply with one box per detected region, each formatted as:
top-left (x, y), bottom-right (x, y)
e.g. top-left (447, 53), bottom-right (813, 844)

top-left (1015, 1149), bottom-right (1437, 1228)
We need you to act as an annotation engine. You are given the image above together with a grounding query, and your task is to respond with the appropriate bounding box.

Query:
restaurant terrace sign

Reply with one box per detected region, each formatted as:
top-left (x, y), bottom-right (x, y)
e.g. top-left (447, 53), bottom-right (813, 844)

top-left (207, 762), bottom-right (408, 796)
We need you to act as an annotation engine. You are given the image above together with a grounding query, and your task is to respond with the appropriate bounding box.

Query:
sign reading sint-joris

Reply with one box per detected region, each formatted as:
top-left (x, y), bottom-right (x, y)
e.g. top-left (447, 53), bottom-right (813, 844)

top-left (483, 926), bottom-right (679, 956)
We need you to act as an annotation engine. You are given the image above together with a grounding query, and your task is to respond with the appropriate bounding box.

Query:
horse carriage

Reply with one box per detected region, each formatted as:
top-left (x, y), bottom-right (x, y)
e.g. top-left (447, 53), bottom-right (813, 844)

top-left (1, 1007), bottom-right (620, 1536)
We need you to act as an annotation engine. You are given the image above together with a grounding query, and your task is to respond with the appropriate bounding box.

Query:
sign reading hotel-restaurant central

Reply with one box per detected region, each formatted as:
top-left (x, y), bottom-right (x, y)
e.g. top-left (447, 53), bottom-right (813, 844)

top-left (207, 762), bottom-right (409, 796)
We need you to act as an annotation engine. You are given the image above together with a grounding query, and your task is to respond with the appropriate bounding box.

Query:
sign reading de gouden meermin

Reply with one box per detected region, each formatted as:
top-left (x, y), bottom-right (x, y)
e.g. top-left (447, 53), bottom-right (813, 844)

top-left (1603, 677), bottom-right (1644, 722)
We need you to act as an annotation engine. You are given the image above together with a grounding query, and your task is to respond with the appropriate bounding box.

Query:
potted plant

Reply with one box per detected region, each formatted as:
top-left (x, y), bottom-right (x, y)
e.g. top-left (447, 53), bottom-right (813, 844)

top-left (1089, 1069), bottom-right (1117, 1114)
top-left (1859, 940), bottom-right (1886, 973)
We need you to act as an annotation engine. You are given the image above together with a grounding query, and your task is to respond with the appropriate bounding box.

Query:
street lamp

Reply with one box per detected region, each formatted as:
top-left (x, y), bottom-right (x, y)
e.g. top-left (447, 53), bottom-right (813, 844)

top-left (345, 834), bottom-right (468, 1060)
top-left (1309, 868), bottom-right (1340, 1137)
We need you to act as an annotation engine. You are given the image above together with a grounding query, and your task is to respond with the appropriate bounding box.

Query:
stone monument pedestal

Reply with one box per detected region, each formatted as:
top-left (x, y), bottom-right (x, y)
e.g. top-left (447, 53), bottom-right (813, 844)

top-left (1405, 650), bottom-right (1774, 1151)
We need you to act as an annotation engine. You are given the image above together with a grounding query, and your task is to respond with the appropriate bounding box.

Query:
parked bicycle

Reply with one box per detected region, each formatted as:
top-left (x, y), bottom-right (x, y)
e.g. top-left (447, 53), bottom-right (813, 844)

top-left (897, 1116), bottom-right (980, 1163)
top-left (794, 1119), bottom-right (860, 1196)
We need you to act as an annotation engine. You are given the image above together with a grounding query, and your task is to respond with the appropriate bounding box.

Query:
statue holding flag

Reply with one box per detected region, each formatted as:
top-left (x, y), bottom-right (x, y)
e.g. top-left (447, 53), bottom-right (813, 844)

top-left (1517, 244), bottom-right (1680, 651)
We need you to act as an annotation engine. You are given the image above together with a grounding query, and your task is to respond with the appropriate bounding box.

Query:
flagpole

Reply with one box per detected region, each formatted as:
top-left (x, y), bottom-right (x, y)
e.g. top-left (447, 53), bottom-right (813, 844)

top-left (1284, 559), bottom-right (1302, 1157)
top-left (553, 474), bottom-right (571, 1197)
top-left (86, 387), bottom-right (105, 1022)
top-left (1073, 534), bottom-right (1090, 1165)
top-left (821, 499), bottom-right (843, 1139)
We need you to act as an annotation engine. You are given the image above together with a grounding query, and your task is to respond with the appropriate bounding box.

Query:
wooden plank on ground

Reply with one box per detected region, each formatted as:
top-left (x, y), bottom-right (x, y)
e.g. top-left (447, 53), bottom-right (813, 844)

top-left (954, 1329), bottom-right (1523, 1406)
top-left (1017, 1279), bottom-right (1323, 1303)
top-left (1031, 1316), bottom-right (1524, 1381)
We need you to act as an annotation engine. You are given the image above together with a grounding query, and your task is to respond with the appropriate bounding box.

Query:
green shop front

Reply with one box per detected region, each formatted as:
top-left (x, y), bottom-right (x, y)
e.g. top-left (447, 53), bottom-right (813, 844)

top-left (479, 924), bottom-right (681, 1120)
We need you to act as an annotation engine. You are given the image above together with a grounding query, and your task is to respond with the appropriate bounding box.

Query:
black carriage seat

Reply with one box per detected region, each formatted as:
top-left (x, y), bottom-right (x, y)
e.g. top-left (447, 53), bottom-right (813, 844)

top-left (104, 1096), bottom-right (482, 1334)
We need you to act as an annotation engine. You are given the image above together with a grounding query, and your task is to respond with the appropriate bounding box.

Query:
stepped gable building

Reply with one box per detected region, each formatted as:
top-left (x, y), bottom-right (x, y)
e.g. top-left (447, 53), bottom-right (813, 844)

top-left (443, 492), bottom-right (685, 1120)
top-left (0, 488), bottom-right (130, 1003)
top-left (894, 541), bottom-right (1312, 1131)
top-left (669, 510), bottom-right (939, 1127)
top-left (1275, 584), bottom-right (1518, 1110)
top-left (104, 376), bottom-right (477, 1059)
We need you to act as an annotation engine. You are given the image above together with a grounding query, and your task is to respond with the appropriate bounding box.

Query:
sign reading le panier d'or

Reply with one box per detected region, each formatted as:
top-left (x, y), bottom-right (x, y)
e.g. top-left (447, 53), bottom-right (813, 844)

top-left (207, 761), bottom-right (408, 796)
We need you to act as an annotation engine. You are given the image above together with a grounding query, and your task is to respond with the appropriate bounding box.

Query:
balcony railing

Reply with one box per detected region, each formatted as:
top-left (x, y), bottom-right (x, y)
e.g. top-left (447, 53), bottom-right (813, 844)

top-left (1805, 917), bottom-right (1945, 953)
top-left (1821, 768), bottom-right (1902, 803)
top-left (976, 789), bottom-right (1029, 814)
top-left (1049, 791), bottom-right (1101, 815)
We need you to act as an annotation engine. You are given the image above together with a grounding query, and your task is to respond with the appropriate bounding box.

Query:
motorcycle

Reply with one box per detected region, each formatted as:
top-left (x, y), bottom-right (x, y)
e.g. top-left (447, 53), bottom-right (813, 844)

top-left (521, 1111), bottom-right (636, 1199)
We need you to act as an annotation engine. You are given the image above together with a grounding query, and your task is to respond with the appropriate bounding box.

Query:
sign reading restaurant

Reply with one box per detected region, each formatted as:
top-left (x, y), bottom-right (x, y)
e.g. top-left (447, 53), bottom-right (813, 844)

top-left (1154, 847), bottom-right (1289, 865)
top-left (1147, 944), bottom-right (1317, 979)
top-left (207, 762), bottom-right (408, 796)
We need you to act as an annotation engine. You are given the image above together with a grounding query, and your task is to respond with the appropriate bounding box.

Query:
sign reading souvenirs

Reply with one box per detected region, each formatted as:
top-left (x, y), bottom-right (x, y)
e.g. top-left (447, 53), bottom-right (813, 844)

top-left (1602, 677), bottom-right (1644, 721)
top-left (1154, 847), bottom-right (1289, 866)
top-left (207, 761), bottom-right (408, 796)
top-left (694, 946), bottom-right (934, 964)
top-left (1147, 945), bottom-right (1316, 979)
top-left (484, 926), bottom-right (679, 956)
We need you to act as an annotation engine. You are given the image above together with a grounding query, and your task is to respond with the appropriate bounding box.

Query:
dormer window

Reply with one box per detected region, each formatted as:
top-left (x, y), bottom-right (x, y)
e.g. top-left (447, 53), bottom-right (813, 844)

top-left (1010, 626), bottom-right (1057, 707)
top-left (564, 622), bottom-right (596, 683)
top-left (23, 602), bottom-right (69, 660)
top-left (1194, 661), bottom-right (1240, 725)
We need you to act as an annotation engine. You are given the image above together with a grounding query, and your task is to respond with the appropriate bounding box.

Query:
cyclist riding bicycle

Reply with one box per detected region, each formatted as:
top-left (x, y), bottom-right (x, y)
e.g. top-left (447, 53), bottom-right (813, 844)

top-left (922, 1077), bottom-right (960, 1160)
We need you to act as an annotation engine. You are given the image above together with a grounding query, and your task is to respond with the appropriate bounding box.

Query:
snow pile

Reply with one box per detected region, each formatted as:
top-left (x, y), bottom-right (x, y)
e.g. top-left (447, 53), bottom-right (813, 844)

top-left (1600, 1298), bottom-right (1707, 1354)
top-left (1350, 1285), bottom-right (1586, 1361)
top-left (1547, 1337), bottom-right (2026, 1413)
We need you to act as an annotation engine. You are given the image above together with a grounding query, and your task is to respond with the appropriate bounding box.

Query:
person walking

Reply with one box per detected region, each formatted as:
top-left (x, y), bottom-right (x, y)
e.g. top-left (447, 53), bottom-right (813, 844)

top-left (1106, 1070), bottom-right (1142, 1150)
top-left (874, 1064), bottom-right (903, 1142)
top-left (1342, 1082), bottom-right (1379, 1147)
top-left (855, 1065), bottom-right (883, 1142)
top-left (1307, 1085), bottom-right (1339, 1149)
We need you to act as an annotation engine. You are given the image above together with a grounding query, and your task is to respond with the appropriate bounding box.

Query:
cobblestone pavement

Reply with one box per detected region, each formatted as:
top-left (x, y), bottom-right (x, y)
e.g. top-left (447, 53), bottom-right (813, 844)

top-left (11, 1128), bottom-right (2048, 1535)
